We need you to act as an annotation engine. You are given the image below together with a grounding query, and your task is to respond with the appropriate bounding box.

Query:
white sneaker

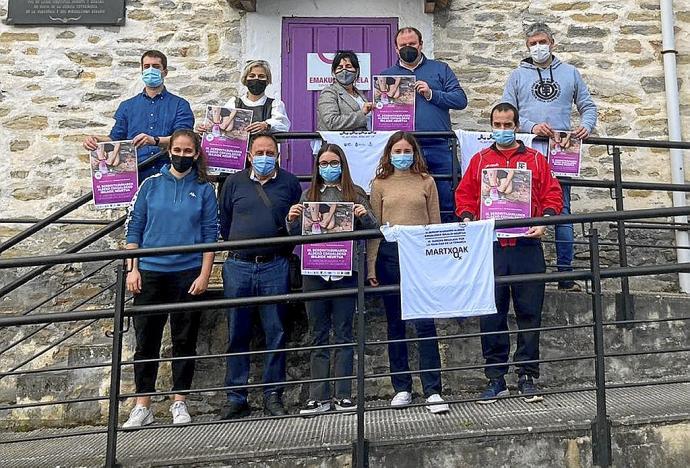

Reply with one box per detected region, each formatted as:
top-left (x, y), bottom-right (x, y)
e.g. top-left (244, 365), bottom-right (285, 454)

top-left (390, 391), bottom-right (412, 408)
top-left (123, 405), bottom-right (154, 428)
top-left (170, 401), bottom-right (192, 424)
top-left (425, 394), bottom-right (450, 414)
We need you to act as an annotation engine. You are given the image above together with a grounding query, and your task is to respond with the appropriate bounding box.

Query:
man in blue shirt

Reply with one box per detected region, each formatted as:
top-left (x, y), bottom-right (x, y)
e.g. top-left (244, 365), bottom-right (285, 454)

top-left (218, 133), bottom-right (302, 419)
top-left (83, 50), bottom-right (194, 180)
top-left (381, 27), bottom-right (468, 222)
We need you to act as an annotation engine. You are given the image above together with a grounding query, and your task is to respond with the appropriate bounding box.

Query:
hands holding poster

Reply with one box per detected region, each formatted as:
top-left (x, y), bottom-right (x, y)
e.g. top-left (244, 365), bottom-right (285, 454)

top-left (200, 105), bottom-right (253, 174)
top-left (372, 75), bottom-right (415, 131)
top-left (548, 131), bottom-right (582, 177)
top-left (480, 168), bottom-right (532, 238)
top-left (90, 141), bottom-right (138, 209)
top-left (301, 202), bottom-right (354, 276)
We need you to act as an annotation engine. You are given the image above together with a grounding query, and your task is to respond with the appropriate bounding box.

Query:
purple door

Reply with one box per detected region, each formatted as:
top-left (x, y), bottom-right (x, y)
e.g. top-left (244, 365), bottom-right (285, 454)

top-left (281, 17), bottom-right (399, 176)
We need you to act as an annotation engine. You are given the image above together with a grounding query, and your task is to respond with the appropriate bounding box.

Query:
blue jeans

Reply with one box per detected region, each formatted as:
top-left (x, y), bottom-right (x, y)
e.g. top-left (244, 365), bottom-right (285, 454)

top-left (421, 141), bottom-right (458, 223)
top-left (377, 241), bottom-right (442, 397)
top-left (223, 256), bottom-right (289, 404)
top-left (556, 184), bottom-right (574, 271)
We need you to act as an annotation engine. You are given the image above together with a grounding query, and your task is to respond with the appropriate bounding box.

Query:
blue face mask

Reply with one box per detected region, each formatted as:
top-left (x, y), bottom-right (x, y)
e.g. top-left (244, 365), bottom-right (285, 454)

top-left (142, 67), bottom-right (164, 88)
top-left (391, 153), bottom-right (414, 170)
top-left (492, 129), bottom-right (516, 146)
top-left (319, 165), bottom-right (342, 183)
top-left (251, 155), bottom-right (277, 176)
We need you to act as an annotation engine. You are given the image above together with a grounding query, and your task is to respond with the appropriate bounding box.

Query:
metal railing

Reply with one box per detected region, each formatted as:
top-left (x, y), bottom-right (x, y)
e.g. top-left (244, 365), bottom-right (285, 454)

top-left (1, 206), bottom-right (690, 467)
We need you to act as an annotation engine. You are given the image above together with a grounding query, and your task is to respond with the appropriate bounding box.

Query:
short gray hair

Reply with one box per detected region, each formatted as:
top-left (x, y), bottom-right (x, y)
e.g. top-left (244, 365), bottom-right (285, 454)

top-left (525, 22), bottom-right (554, 42)
top-left (241, 60), bottom-right (272, 85)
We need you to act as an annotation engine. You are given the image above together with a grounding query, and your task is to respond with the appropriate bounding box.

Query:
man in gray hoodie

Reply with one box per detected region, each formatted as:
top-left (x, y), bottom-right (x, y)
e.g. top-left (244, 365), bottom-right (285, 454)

top-left (502, 22), bottom-right (597, 290)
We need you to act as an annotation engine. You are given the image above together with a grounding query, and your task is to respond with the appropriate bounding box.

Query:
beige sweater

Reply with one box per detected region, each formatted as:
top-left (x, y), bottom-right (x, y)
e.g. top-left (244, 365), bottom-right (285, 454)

top-left (366, 171), bottom-right (441, 277)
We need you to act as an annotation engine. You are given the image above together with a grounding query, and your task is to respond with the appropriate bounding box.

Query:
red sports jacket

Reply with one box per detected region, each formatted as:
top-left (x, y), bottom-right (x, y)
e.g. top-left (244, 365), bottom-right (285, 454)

top-left (455, 141), bottom-right (562, 244)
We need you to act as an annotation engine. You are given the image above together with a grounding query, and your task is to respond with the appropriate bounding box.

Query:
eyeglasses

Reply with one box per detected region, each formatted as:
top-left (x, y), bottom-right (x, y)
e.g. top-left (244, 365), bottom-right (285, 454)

top-left (318, 161), bottom-right (341, 168)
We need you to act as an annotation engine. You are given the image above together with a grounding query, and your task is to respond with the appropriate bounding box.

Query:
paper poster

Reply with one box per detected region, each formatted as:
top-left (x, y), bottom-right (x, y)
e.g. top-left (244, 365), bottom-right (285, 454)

top-left (89, 141), bottom-right (138, 209)
top-left (307, 53), bottom-right (371, 91)
top-left (301, 202), bottom-right (355, 276)
top-left (479, 168), bottom-right (532, 238)
top-left (200, 105), bottom-right (253, 174)
top-left (548, 131), bottom-right (582, 177)
top-left (372, 75), bottom-right (416, 131)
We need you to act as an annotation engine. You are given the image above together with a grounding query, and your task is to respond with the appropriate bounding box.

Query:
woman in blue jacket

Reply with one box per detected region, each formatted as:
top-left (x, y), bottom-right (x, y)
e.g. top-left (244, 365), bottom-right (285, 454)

top-left (123, 129), bottom-right (218, 427)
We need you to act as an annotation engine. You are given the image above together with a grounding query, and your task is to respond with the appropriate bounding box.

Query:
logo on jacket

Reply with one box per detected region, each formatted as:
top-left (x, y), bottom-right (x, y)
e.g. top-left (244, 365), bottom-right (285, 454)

top-left (517, 162), bottom-right (527, 170)
top-left (532, 79), bottom-right (560, 102)
top-left (189, 192), bottom-right (196, 198)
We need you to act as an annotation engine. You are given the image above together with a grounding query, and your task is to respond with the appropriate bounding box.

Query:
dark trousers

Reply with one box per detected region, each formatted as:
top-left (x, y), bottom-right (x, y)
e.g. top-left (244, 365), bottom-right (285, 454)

top-left (133, 268), bottom-right (202, 393)
top-left (377, 241), bottom-right (442, 397)
top-left (303, 274), bottom-right (356, 401)
top-left (223, 256), bottom-right (289, 404)
top-left (421, 141), bottom-right (457, 223)
top-left (556, 184), bottom-right (574, 271)
top-left (481, 240), bottom-right (546, 380)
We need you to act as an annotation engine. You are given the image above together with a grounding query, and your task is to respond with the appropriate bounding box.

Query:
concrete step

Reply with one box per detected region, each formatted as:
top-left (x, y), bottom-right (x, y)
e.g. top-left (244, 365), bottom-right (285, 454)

top-left (1, 382), bottom-right (689, 467)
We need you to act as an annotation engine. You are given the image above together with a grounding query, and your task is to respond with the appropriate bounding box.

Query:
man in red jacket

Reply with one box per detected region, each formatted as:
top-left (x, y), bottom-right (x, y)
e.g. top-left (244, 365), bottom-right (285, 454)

top-left (455, 102), bottom-right (562, 404)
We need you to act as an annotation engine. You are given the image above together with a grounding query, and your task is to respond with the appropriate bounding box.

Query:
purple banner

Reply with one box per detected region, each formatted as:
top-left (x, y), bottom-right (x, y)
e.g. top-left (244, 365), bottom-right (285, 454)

top-left (479, 168), bottom-right (532, 238)
top-left (372, 75), bottom-right (415, 132)
top-left (301, 202), bottom-right (354, 276)
top-left (548, 132), bottom-right (582, 177)
top-left (90, 141), bottom-right (138, 209)
top-left (200, 106), bottom-right (252, 174)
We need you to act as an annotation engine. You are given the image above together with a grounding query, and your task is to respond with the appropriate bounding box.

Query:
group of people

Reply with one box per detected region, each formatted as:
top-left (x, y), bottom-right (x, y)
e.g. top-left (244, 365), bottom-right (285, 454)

top-left (81, 22), bottom-right (597, 427)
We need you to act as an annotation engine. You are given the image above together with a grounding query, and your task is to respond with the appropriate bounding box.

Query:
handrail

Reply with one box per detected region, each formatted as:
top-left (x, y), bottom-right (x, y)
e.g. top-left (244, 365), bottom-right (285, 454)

top-left (1, 206), bottom-right (689, 270)
top-left (0, 151), bottom-right (165, 255)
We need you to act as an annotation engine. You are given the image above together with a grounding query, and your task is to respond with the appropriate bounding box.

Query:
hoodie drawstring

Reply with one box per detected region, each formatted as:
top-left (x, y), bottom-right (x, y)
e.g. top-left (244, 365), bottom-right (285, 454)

top-left (536, 66), bottom-right (555, 85)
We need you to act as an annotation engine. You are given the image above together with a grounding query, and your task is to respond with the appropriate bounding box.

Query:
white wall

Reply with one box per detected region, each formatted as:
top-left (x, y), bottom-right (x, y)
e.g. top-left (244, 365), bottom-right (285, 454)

top-left (242, 0), bottom-right (434, 99)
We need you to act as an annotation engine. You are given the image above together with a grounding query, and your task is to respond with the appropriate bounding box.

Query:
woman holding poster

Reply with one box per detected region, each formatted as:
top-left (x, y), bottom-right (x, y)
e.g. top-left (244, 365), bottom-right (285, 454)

top-left (317, 51), bottom-right (373, 131)
top-left (367, 131), bottom-right (450, 414)
top-left (122, 129), bottom-right (219, 428)
top-left (287, 144), bottom-right (377, 415)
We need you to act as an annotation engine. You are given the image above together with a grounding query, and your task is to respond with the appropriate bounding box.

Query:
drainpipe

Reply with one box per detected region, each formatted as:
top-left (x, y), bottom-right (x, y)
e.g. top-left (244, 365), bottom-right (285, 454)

top-left (660, 0), bottom-right (690, 293)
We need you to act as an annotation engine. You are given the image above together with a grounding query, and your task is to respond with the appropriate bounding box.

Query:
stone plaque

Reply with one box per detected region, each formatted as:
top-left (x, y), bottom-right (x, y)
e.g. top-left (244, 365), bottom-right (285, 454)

top-left (6, 0), bottom-right (126, 25)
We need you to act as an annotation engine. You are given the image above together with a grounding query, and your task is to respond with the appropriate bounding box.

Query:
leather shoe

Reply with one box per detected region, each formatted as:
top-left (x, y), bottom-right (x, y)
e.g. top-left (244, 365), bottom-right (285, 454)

top-left (217, 400), bottom-right (250, 420)
top-left (263, 391), bottom-right (287, 416)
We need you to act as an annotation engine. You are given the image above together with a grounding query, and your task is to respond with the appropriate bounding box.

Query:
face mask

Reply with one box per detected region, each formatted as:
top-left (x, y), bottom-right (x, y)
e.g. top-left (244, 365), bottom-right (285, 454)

top-left (492, 129), bottom-right (516, 146)
top-left (334, 69), bottom-right (357, 86)
top-left (251, 155), bottom-right (276, 176)
top-left (142, 67), bottom-right (164, 88)
top-left (170, 155), bottom-right (194, 173)
top-left (246, 79), bottom-right (268, 96)
top-left (319, 165), bottom-right (342, 183)
top-left (391, 153), bottom-right (414, 170)
top-left (399, 46), bottom-right (419, 64)
top-left (529, 44), bottom-right (551, 64)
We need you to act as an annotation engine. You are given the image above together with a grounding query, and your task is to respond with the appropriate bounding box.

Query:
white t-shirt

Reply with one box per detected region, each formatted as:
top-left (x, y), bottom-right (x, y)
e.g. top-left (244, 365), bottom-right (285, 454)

top-left (455, 130), bottom-right (545, 174)
top-left (381, 220), bottom-right (498, 320)
top-left (318, 131), bottom-right (394, 193)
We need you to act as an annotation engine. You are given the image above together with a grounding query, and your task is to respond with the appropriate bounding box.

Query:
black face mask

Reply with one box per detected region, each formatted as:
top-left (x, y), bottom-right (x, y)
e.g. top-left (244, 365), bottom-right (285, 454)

top-left (246, 79), bottom-right (268, 96)
top-left (399, 46), bottom-right (419, 64)
top-left (170, 155), bottom-right (194, 173)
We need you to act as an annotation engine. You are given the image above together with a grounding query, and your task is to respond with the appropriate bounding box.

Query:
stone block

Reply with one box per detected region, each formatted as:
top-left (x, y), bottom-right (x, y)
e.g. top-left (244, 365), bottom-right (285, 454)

top-left (3, 115), bottom-right (49, 130)
top-left (0, 32), bottom-right (39, 42)
top-left (65, 52), bottom-right (113, 68)
top-left (567, 26), bottom-right (609, 38)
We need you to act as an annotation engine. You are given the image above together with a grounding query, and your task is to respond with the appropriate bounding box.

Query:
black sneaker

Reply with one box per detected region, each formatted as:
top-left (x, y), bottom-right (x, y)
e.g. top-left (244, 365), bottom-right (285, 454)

top-left (217, 400), bottom-right (250, 420)
top-left (299, 399), bottom-right (331, 416)
top-left (558, 281), bottom-right (582, 292)
top-left (263, 391), bottom-right (287, 416)
top-left (334, 398), bottom-right (356, 412)
top-left (477, 377), bottom-right (509, 405)
top-left (518, 375), bottom-right (544, 403)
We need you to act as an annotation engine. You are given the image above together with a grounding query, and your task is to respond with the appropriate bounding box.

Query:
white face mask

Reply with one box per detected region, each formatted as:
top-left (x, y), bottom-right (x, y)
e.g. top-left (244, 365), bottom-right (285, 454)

top-left (529, 44), bottom-right (551, 64)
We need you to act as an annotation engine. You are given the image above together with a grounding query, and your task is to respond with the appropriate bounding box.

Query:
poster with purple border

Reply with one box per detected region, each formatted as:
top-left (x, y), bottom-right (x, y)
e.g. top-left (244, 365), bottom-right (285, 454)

top-left (479, 168), bottom-right (532, 238)
top-left (301, 202), bottom-right (355, 276)
top-left (200, 105), bottom-right (253, 174)
top-left (372, 75), bottom-right (415, 131)
top-left (89, 140), bottom-right (138, 209)
top-left (548, 131), bottom-right (582, 177)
